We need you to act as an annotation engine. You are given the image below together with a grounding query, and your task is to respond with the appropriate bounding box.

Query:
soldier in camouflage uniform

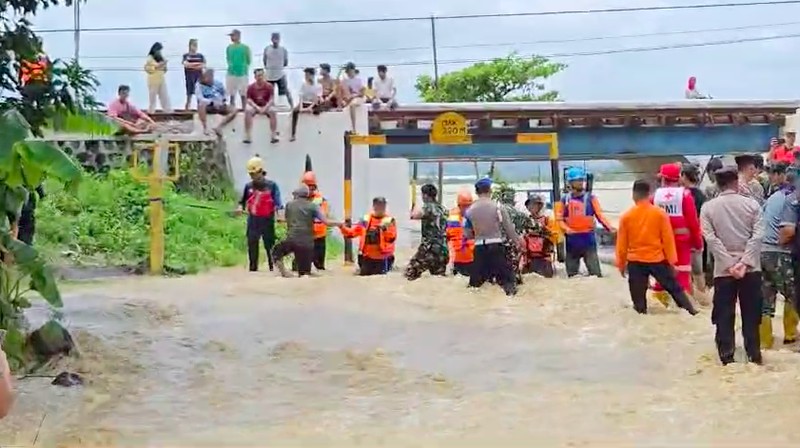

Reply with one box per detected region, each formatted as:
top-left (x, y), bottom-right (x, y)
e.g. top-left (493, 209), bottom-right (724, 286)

top-left (405, 183), bottom-right (449, 280)
top-left (492, 183), bottom-right (540, 284)
top-left (759, 170), bottom-right (800, 348)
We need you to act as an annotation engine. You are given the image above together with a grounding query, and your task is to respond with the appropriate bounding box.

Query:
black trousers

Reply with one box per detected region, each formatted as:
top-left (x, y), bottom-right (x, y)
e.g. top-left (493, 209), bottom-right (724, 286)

top-left (358, 255), bottom-right (394, 276)
top-left (272, 239), bottom-right (314, 276)
top-left (290, 102), bottom-right (320, 137)
top-left (524, 257), bottom-right (555, 278)
top-left (712, 272), bottom-right (763, 364)
top-left (452, 261), bottom-right (473, 277)
top-left (17, 212), bottom-right (35, 245)
top-left (469, 243), bottom-right (516, 296)
top-left (627, 261), bottom-right (695, 314)
top-left (292, 237), bottom-right (326, 272)
top-left (246, 216), bottom-right (275, 271)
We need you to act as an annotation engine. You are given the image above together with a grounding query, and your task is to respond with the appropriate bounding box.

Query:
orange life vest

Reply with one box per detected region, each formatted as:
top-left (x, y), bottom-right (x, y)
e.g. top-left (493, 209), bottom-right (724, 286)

top-left (446, 207), bottom-right (474, 264)
top-left (341, 213), bottom-right (396, 260)
top-left (525, 215), bottom-right (552, 258)
top-left (310, 192), bottom-right (329, 239)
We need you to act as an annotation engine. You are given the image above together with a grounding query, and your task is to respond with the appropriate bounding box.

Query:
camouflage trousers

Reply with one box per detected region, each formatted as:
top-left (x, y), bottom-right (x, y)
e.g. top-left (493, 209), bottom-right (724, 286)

top-left (761, 251), bottom-right (797, 317)
top-left (405, 240), bottom-right (449, 281)
top-left (503, 241), bottom-right (524, 285)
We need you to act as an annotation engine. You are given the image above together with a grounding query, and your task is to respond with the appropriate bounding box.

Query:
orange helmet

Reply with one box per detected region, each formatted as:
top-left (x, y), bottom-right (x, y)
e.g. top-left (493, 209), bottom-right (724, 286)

top-left (302, 171), bottom-right (317, 186)
top-left (457, 191), bottom-right (474, 206)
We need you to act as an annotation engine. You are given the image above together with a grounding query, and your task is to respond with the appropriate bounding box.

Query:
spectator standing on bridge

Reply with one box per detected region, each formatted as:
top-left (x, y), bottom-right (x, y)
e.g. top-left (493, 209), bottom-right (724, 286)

top-left (556, 167), bottom-right (615, 278)
top-left (616, 180), bottom-right (697, 315)
top-left (182, 39), bottom-right (206, 110)
top-left (464, 178), bottom-right (523, 296)
top-left (701, 166), bottom-right (764, 365)
top-left (107, 84), bottom-right (156, 134)
top-left (144, 42), bottom-right (171, 114)
top-left (262, 32), bottom-right (293, 110)
top-left (650, 163), bottom-right (703, 308)
top-left (225, 29), bottom-right (251, 110)
top-left (736, 154), bottom-right (765, 205)
top-left (405, 184), bottom-right (449, 280)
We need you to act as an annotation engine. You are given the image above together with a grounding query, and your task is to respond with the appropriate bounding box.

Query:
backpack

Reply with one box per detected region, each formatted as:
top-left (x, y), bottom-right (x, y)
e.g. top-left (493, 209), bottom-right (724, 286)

top-left (246, 185), bottom-right (275, 218)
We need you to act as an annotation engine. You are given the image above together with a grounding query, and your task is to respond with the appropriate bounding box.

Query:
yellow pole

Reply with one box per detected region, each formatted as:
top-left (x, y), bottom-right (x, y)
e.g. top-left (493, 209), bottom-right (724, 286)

top-left (148, 139), bottom-right (166, 275)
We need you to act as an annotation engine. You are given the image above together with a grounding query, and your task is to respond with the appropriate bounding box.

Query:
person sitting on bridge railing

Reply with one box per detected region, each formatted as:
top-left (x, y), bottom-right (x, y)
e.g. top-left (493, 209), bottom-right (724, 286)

top-left (556, 167), bottom-right (615, 278)
top-left (685, 76), bottom-right (709, 99)
top-left (106, 84), bottom-right (156, 134)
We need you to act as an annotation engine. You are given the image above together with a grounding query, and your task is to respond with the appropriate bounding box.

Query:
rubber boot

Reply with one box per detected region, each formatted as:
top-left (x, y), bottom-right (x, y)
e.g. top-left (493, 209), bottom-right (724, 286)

top-left (651, 290), bottom-right (670, 308)
top-left (783, 301), bottom-right (799, 344)
top-left (760, 316), bottom-right (775, 350)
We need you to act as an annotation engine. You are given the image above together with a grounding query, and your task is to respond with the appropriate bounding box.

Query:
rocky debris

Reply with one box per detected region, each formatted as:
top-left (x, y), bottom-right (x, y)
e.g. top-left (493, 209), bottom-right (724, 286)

top-left (27, 320), bottom-right (76, 360)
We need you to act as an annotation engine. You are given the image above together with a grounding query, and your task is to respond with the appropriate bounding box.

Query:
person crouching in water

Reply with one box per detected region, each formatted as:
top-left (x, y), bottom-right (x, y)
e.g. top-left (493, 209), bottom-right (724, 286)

top-left (701, 166), bottom-right (764, 365)
top-left (446, 190), bottom-right (475, 277)
top-left (405, 184), bottom-right (449, 280)
top-left (650, 163), bottom-right (703, 308)
top-left (272, 185), bottom-right (336, 277)
top-left (339, 197), bottom-right (397, 275)
top-left (522, 194), bottom-right (555, 278)
top-left (464, 178), bottom-right (524, 296)
top-left (235, 156), bottom-right (282, 272)
top-left (616, 180), bottom-right (698, 315)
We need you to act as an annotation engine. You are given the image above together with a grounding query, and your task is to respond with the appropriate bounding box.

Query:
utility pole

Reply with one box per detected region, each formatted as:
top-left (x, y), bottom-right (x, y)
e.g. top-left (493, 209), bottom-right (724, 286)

top-left (73, 0), bottom-right (81, 63)
top-left (429, 16), bottom-right (439, 85)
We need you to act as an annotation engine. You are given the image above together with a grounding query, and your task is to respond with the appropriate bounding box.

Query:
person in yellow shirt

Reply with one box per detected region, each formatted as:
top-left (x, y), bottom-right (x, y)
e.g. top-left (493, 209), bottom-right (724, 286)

top-left (616, 180), bottom-right (698, 315)
top-left (144, 42), bottom-right (171, 113)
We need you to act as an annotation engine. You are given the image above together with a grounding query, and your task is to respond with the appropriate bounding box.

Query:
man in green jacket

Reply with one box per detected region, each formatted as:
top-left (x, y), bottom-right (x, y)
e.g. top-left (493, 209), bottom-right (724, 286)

top-left (225, 29), bottom-right (251, 110)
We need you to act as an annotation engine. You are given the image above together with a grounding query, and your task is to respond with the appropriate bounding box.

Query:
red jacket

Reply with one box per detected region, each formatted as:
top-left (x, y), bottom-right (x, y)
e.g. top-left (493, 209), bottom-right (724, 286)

top-left (651, 186), bottom-right (703, 250)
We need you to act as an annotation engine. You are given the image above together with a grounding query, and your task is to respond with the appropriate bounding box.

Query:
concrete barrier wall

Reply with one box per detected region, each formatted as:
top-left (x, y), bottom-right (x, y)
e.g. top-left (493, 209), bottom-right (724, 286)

top-left (202, 107), bottom-right (410, 234)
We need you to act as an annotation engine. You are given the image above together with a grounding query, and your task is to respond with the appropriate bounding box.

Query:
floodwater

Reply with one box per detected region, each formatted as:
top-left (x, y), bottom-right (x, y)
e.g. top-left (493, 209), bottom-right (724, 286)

top-left (3, 262), bottom-right (800, 447)
top-left (3, 182), bottom-right (800, 446)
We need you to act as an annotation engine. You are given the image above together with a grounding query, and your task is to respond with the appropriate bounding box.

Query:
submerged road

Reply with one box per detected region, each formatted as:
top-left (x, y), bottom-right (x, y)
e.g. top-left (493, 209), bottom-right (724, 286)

top-left (2, 263), bottom-right (800, 446)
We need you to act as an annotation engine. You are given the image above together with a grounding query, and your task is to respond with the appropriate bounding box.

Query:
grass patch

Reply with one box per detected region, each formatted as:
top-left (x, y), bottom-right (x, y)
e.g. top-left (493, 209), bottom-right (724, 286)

top-left (36, 170), bottom-right (342, 274)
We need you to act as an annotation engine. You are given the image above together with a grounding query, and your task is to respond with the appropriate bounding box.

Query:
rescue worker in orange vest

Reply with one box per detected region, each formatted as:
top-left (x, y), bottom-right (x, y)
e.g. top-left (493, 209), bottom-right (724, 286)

top-left (338, 196), bottom-right (397, 276)
top-left (556, 167), bottom-right (616, 277)
top-left (301, 171), bottom-right (330, 270)
top-left (446, 190), bottom-right (475, 277)
top-left (650, 162), bottom-right (703, 307)
top-left (522, 194), bottom-right (555, 278)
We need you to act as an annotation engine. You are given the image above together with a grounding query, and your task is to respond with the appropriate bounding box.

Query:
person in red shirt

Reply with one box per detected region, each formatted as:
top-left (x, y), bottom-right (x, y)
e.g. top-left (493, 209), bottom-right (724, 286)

top-left (650, 163), bottom-right (704, 308)
top-left (243, 68), bottom-right (278, 144)
top-left (768, 133), bottom-right (798, 164)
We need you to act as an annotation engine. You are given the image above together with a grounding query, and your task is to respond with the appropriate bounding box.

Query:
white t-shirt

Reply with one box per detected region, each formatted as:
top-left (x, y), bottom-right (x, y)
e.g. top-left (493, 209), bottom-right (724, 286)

top-left (299, 82), bottom-right (322, 103)
top-left (342, 76), bottom-right (364, 95)
top-left (373, 76), bottom-right (395, 99)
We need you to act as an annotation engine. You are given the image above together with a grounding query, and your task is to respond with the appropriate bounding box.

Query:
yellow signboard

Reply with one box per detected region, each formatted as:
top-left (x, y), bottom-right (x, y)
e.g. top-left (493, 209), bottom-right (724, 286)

top-left (350, 134), bottom-right (387, 145)
top-left (430, 112), bottom-right (471, 145)
top-left (516, 133), bottom-right (556, 144)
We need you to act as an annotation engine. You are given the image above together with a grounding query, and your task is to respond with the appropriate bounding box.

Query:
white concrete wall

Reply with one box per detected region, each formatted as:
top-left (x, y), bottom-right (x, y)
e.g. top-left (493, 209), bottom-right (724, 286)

top-left (197, 107), bottom-right (409, 230)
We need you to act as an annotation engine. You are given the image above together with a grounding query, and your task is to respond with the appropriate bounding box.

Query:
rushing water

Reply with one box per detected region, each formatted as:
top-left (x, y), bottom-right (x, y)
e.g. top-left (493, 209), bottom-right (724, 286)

top-left (3, 263), bottom-right (800, 446)
top-left (3, 182), bottom-right (800, 446)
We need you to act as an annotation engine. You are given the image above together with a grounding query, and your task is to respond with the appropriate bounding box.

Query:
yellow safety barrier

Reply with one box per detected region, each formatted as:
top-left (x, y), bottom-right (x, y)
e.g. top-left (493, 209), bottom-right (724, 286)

top-left (130, 139), bottom-right (181, 275)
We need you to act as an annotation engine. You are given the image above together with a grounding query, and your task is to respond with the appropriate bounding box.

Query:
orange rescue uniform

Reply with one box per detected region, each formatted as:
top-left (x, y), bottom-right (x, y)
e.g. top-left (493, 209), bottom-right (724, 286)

top-left (310, 191), bottom-right (329, 240)
top-left (446, 206), bottom-right (475, 264)
top-left (340, 213), bottom-right (397, 261)
top-left (615, 200), bottom-right (678, 270)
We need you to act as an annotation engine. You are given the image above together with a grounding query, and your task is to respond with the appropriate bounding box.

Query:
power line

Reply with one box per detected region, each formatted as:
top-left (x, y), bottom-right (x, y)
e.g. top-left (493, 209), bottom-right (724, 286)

top-left (34, 1), bottom-right (800, 34)
top-left (59, 20), bottom-right (800, 61)
top-left (76, 32), bottom-right (800, 73)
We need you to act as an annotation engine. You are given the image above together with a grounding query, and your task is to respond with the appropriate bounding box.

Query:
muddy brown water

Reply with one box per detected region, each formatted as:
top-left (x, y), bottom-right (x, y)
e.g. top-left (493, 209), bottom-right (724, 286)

top-left (2, 260), bottom-right (800, 447)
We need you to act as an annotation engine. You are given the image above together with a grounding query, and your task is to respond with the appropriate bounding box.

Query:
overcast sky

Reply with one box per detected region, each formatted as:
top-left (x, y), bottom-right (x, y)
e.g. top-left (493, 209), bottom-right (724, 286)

top-left (29, 0), bottom-right (800, 107)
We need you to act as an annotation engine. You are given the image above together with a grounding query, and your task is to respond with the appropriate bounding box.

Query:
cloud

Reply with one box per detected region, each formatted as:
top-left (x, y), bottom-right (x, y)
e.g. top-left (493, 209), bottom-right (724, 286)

top-left (28, 0), bottom-right (800, 106)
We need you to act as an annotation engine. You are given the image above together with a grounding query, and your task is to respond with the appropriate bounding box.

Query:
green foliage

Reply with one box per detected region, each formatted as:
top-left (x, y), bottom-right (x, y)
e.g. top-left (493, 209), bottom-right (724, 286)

top-left (415, 53), bottom-right (566, 102)
top-left (175, 142), bottom-right (233, 201)
top-left (36, 170), bottom-right (249, 274)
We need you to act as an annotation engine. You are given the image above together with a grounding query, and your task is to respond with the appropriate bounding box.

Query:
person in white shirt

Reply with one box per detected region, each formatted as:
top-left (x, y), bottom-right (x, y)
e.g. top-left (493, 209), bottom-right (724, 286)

top-left (291, 67), bottom-right (323, 141)
top-left (372, 64), bottom-right (397, 110)
top-left (262, 32), bottom-right (294, 109)
top-left (340, 62), bottom-right (365, 132)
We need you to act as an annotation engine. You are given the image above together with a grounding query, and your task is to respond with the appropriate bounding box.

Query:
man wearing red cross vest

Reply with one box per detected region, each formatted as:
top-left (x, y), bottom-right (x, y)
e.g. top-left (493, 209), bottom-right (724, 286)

top-left (651, 163), bottom-right (704, 306)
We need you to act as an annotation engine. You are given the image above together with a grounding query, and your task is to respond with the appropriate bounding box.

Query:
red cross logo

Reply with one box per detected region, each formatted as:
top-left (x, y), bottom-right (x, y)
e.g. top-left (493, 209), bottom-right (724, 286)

top-left (663, 191), bottom-right (674, 200)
